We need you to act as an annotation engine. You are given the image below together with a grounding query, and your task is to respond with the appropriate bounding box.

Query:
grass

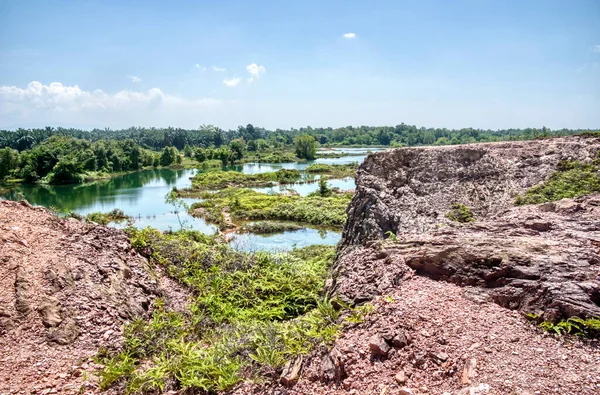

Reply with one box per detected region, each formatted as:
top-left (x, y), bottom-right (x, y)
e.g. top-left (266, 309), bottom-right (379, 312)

top-left (240, 221), bottom-right (304, 234)
top-left (188, 188), bottom-right (352, 229)
top-left (515, 157), bottom-right (600, 205)
top-left (181, 169), bottom-right (302, 192)
top-left (97, 228), bottom-right (342, 393)
top-left (305, 163), bottom-right (358, 178)
top-left (445, 202), bottom-right (475, 223)
top-left (243, 152), bottom-right (302, 164)
top-left (85, 208), bottom-right (130, 225)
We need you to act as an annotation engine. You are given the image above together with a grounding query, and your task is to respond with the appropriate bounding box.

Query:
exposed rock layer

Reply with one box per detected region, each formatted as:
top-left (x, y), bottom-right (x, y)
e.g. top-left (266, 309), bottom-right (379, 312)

top-left (333, 136), bottom-right (600, 319)
top-left (342, 136), bottom-right (600, 245)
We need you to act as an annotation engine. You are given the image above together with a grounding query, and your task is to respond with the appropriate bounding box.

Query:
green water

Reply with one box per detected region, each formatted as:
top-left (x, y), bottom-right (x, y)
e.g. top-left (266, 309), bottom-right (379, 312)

top-left (0, 148), bottom-right (383, 250)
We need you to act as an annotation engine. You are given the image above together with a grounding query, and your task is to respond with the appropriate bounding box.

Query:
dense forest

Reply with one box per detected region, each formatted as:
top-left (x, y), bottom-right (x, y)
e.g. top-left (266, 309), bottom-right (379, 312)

top-left (0, 123), bottom-right (597, 185)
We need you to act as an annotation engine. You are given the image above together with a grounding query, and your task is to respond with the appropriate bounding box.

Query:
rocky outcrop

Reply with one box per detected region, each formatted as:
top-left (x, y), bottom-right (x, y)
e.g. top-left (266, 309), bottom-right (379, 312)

top-left (0, 200), bottom-right (190, 394)
top-left (342, 136), bottom-right (600, 246)
top-left (332, 136), bottom-right (600, 320)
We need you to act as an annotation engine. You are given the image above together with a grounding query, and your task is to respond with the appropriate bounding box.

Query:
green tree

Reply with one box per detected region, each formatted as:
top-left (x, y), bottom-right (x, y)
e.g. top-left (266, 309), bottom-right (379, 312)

top-left (160, 146), bottom-right (179, 166)
top-left (294, 135), bottom-right (317, 160)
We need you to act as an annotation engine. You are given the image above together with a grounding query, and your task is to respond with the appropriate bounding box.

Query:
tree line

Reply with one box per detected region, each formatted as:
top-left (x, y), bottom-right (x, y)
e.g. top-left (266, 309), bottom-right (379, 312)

top-left (1, 123), bottom-right (597, 185)
top-left (1, 124), bottom-right (594, 153)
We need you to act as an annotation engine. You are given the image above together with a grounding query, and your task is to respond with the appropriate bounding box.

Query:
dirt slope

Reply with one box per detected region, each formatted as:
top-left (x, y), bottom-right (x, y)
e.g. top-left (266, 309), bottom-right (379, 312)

top-left (0, 200), bottom-right (188, 394)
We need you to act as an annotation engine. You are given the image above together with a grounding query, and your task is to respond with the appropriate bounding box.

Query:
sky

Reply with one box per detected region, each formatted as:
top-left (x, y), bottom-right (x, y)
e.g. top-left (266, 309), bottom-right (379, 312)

top-left (0, 0), bottom-right (599, 131)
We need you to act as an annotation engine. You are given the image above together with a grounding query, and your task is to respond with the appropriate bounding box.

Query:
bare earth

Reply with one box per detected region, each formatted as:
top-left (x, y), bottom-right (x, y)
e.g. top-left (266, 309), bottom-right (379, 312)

top-left (233, 276), bottom-right (600, 395)
top-left (0, 200), bottom-right (189, 394)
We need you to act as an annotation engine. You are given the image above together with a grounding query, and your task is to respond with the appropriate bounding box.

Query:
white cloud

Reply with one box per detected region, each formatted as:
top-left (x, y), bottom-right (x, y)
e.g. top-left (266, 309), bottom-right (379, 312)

top-left (212, 66), bottom-right (226, 72)
top-left (195, 64), bottom-right (207, 71)
top-left (592, 45), bottom-right (600, 54)
top-left (127, 75), bottom-right (142, 83)
top-left (342, 32), bottom-right (356, 39)
top-left (0, 81), bottom-right (222, 128)
top-left (246, 63), bottom-right (266, 83)
top-left (223, 77), bottom-right (241, 87)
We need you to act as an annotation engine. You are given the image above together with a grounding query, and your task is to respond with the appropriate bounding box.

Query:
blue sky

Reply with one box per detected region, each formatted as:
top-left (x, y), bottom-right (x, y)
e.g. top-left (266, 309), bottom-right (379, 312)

top-left (0, 0), bottom-right (598, 130)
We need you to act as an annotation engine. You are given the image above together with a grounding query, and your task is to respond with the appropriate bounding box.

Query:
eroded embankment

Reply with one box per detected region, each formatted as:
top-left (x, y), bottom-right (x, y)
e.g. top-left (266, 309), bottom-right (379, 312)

top-left (0, 200), bottom-right (189, 394)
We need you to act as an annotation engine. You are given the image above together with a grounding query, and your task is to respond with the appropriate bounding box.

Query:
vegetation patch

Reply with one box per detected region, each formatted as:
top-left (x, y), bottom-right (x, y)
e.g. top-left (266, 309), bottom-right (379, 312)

top-left (445, 202), bottom-right (475, 223)
top-left (526, 314), bottom-right (600, 338)
top-left (515, 157), bottom-right (600, 205)
top-left (84, 209), bottom-right (130, 225)
top-left (188, 188), bottom-right (352, 229)
top-left (182, 169), bottom-right (302, 191)
top-left (305, 163), bottom-right (358, 178)
top-left (240, 221), bottom-right (304, 234)
top-left (97, 228), bottom-right (341, 393)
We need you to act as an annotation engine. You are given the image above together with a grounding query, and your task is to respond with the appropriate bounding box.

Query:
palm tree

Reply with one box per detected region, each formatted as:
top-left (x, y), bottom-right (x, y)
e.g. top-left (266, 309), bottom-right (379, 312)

top-left (15, 128), bottom-right (34, 151)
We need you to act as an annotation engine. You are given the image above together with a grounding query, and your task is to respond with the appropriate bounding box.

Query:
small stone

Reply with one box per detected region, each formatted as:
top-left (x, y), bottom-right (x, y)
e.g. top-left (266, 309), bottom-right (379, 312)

top-left (429, 351), bottom-right (449, 363)
top-left (280, 356), bottom-right (303, 387)
top-left (461, 358), bottom-right (477, 384)
top-left (392, 329), bottom-right (410, 349)
top-left (394, 370), bottom-right (407, 384)
top-left (399, 388), bottom-right (415, 395)
top-left (369, 334), bottom-right (391, 357)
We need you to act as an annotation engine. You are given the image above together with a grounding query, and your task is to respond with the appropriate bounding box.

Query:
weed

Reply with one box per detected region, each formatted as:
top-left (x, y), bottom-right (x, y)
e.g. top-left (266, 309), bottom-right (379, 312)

top-left (385, 231), bottom-right (398, 241)
top-left (537, 317), bottom-right (600, 338)
top-left (445, 202), bottom-right (475, 223)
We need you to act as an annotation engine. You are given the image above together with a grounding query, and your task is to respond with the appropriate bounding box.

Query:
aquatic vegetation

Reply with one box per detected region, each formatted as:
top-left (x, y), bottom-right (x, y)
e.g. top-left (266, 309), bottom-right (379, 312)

top-left (515, 156), bottom-right (600, 205)
top-left (85, 208), bottom-right (130, 225)
top-left (97, 229), bottom-right (340, 393)
top-left (240, 221), bottom-right (304, 234)
top-left (189, 188), bottom-right (352, 228)
top-left (305, 163), bottom-right (358, 178)
top-left (183, 169), bottom-right (302, 191)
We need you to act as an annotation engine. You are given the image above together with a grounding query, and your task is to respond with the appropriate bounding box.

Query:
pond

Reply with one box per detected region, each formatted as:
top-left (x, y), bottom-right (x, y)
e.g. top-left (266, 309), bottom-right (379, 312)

top-left (0, 148), bottom-right (384, 250)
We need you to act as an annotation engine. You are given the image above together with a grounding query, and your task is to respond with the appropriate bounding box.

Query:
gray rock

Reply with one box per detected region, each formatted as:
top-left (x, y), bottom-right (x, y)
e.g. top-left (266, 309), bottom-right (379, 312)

top-left (320, 348), bottom-right (345, 382)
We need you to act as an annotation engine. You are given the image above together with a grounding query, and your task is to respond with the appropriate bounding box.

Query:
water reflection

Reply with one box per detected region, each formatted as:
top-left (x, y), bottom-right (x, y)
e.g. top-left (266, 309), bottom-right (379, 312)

top-left (229, 227), bottom-right (341, 252)
top-left (0, 149), bottom-right (383, 247)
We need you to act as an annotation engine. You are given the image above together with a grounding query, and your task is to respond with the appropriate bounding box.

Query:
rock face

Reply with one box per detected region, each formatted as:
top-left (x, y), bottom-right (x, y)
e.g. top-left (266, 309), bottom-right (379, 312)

top-left (331, 136), bottom-right (600, 320)
top-left (0, 200), bottom-right (189, 393)
top-left (342, 136), bottom-right (600, 246)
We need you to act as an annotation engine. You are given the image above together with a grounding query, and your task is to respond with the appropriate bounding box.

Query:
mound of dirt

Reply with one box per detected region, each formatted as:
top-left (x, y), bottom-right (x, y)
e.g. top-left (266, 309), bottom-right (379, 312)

top-left (0, 200), bottom-right (189, 394)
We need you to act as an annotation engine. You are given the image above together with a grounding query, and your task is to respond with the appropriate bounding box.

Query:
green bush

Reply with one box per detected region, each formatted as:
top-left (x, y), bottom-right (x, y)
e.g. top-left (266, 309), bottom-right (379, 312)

top-left (445, 202), bottom-right (475, 223)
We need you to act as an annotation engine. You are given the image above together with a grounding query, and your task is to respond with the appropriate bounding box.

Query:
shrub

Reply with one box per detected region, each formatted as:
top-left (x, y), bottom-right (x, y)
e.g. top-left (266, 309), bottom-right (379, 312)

top-left (445, 202), bottom-right (475, 223)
